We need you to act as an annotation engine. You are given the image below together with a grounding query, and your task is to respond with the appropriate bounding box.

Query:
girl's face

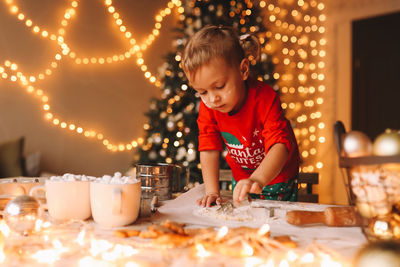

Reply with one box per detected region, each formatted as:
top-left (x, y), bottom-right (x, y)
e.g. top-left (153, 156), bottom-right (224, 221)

top-left (187, 57), bottom-right (250, 114)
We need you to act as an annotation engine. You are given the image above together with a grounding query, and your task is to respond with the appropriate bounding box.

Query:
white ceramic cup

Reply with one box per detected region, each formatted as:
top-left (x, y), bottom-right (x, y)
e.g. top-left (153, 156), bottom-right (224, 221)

top-left (90, 180), bottom-right (141, 228)
top-left (29, 180), bottom-right (91, 221)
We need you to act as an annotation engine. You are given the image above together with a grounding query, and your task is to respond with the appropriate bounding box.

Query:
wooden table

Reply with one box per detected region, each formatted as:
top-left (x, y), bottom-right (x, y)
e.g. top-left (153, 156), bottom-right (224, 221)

top-left (0, 185), bottom-right (368, 266)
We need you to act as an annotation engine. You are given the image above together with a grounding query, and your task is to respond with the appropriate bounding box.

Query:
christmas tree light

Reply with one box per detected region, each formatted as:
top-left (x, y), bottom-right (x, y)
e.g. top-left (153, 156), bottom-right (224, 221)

top-left (134, 0), bottom-right (279, 181)
top-left (1, 0), bottom-right (326, 175)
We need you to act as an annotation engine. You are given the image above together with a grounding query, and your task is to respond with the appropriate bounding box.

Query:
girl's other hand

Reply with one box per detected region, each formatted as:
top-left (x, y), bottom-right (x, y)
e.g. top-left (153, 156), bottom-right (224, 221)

top-left (196, 193), bottom-right (222, 207)
top-left (233, 178), bottom-right (263, 205)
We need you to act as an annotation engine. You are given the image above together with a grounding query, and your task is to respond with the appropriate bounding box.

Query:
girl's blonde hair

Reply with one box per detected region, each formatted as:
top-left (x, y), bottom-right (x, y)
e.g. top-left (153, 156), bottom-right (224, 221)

top-left (181, 25), bottom-right (260, 75)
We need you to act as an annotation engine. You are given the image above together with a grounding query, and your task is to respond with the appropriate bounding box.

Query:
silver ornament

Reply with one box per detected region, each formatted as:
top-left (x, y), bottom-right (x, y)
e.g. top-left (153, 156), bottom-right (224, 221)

top-left (355, 240), bottom-right (400, 267)
top-left (342, 131), bottom-right (372, 157)
top-left (373, 129), bottom-right (400, 156)
top-left (4, 195), bottom-right (41, 235)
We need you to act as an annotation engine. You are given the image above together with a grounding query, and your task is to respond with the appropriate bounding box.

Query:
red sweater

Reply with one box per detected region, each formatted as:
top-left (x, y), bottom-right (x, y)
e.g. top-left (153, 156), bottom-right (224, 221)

top-left (197, 79), bottom-right (299, 184)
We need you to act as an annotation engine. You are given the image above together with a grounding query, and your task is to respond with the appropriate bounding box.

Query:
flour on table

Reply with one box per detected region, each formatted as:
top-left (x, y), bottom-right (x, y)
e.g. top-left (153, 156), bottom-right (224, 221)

top-left (193, 203), bottom-right (255, 222)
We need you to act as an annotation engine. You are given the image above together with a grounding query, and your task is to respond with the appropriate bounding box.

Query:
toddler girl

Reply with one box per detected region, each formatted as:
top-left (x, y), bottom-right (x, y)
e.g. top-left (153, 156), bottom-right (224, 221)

top-left (181, 25), bottom-right (299, 207)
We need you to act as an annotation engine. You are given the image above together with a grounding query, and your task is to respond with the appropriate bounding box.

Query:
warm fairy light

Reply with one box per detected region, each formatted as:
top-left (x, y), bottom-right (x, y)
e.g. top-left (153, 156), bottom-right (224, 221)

top-left (216, 226), bottom-right (229, 240)
top-left (2, 218), bottom-right (349, 265)
top-left (0, 220), bottom-right (10, 237)
top-left (301, 252), bottom-right (315, 263)
top-left (257, 223), bottom-right (270, 236)
top-left (32, 248), bottom-right (62, 264)
top-left (90, 239), bottom-right (113, 257)
top-left (242, 242), bottom-right (254, 256)
top-left (279, 259), bottom-right (290, 267)
top-left (196, 243), bottom-right (211, 258)
top-left (244, 257), bottom-right (264, 267)
top-left (265, 1), bottom-right (326, 172)
top-left (78, 257), bottom-right (101, 266)
top-left (2, 0), bottom-right (75, 82)
top-left (373, 220), bottom-right (389, 236)
top-left (3, 0), bottom-right (326, 161)
top-left (287, 250), bottom-right (298, 262)
top-left (1, 0), bottom-right (186, 152)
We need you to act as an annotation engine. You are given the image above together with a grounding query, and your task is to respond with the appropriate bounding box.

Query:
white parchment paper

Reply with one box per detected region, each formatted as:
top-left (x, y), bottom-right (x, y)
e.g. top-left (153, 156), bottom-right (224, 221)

top-left (153, 184), bottom-right (367, 258)
top-left (155, 184), bottom-right (268, 228)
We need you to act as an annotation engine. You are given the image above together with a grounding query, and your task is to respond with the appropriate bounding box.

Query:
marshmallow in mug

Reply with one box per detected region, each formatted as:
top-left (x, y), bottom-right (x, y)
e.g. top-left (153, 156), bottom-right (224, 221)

top-left (93, 172), bottom-right (139, 184)
top-left (50, 173), bottom-right (96, 182)
top-left (30, 173), bottom-right (93, 221)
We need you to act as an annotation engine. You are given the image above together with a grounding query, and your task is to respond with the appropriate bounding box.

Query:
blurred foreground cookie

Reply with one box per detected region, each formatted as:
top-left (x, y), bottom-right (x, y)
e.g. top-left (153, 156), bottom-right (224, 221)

top-left (162, 220), bottom-right (186, 234)
top-left (273, 235), bottom-right (298, 248)
top-left (114, 229), bottom-right (140, 238)
top-left (139, 225), bottom-right (174, 238)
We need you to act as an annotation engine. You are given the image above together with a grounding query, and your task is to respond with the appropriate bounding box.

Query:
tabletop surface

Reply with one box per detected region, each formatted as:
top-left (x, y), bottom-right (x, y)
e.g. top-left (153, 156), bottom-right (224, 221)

top-left (154, 184), bottom-right (367, 257)
top-left (1, 184), bottom-right (368, 266)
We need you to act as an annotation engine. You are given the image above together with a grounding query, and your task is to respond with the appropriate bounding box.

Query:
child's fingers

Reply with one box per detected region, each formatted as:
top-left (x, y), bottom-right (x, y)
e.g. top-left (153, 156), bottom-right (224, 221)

top-left (233, 183), bottom-right (250, 204)
top-left (232, 183), bottom-right (241, 204)
top-left (239, 183), bottom-right (251, 201)
top-left (250, 182), bottom-right (262, 194)
top-left (198, 196), bottom-right (207, 207)
top-left (197, 194), bottom-right (221, 207)
top-left (206, 195), bottom-right (215, 207)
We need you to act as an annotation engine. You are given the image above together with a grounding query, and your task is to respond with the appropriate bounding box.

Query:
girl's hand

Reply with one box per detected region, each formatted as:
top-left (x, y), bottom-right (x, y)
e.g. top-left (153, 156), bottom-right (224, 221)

top-left (233, 178), bottom-right (263, 205)
top-left (197, 193), bottom-right (222, 207)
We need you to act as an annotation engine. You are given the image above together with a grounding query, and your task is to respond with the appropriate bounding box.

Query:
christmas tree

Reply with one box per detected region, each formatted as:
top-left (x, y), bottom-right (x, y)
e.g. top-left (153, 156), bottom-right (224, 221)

top-left (133, 0), bottom-right (277, 184)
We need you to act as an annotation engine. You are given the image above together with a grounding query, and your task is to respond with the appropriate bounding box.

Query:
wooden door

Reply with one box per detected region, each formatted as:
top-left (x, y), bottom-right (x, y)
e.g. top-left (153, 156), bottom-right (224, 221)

top-left (352, 11), bottom-right (400, 139)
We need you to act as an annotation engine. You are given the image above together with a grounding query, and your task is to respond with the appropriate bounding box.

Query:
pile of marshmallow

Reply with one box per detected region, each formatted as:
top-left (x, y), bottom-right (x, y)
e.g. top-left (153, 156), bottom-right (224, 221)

top-left (351, 167), bottom-right (400, 218)
top-left (50, 172), bottom-right (139, 184)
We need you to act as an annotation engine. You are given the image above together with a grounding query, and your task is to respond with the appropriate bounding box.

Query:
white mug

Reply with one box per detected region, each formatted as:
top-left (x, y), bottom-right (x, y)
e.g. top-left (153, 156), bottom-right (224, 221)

top-left (29, 180), bottom-right (91, 221)
top-left (90, 180), bottom-right (141, 228)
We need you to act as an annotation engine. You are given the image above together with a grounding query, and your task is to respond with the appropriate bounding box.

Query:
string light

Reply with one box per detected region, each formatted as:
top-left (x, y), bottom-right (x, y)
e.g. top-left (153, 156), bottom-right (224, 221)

top-left (2, 0), bottom-right (77, 82)
top-left (265, 0), bottom-right (326, 172)
top-left (3, 0), bottom-right (325, 164)
top-left (1, 0), bottom-right (183, 152)
top-left (2, 0), bottom-right (182, 89)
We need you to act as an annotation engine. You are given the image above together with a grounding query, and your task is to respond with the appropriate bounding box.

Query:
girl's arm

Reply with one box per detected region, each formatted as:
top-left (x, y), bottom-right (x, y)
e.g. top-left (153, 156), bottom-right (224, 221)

top-left (197, 150), bottom-right (222, 207)
top-left (233, 143), bottom-right (288, 204)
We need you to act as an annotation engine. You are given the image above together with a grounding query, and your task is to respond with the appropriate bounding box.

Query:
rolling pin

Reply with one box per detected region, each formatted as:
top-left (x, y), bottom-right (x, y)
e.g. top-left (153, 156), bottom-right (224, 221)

top-left (286, 206), bottom-right (361, 227)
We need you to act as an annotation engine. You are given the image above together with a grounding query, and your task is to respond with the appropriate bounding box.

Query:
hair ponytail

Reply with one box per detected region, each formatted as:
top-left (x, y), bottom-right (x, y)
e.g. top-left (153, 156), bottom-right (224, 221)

top-left (239, 33), bottom-right (261, 62)
top-left (182, 25), bottom-right (260, 75)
